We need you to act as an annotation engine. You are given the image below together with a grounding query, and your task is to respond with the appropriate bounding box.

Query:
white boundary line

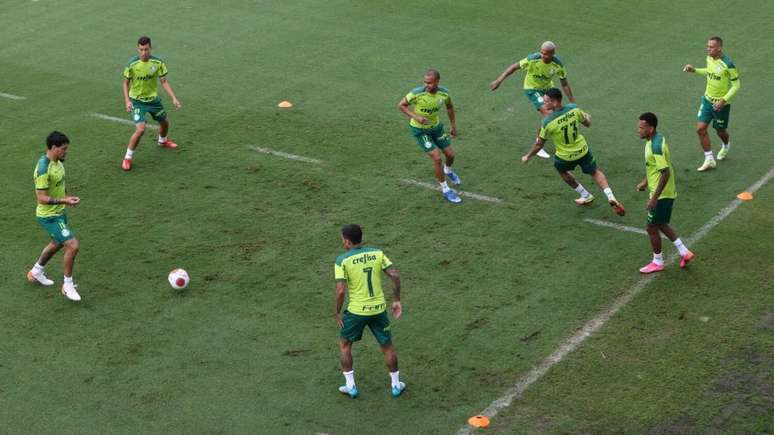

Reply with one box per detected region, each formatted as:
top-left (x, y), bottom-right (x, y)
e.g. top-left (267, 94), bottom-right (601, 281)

top-left (457, 166), bottom-right (774, 434)
top-left (584, 218), bottom-right (648, 235)
top-left (0, 92), bottom-right (26, 100)
top-left (248, 146), bottom-right (323, 165)
top-left (400, 178), bottom-right (503, 204)
top-left (91, 113), bottom-right (159, 130)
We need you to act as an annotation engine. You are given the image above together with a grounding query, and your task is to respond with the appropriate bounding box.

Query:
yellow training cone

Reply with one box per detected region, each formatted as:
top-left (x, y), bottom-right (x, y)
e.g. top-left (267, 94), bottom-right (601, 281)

top-left (468, 415), bottom-right (490, 428)
top-left (737, 192), bottom-right (753, 201)
top-left (277, 101), bottom-right (293, 108)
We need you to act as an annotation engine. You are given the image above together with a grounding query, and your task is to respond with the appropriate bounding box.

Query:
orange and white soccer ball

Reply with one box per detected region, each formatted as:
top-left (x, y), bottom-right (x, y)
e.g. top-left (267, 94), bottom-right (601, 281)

top-left (168, 268), bottom-right (190, 289)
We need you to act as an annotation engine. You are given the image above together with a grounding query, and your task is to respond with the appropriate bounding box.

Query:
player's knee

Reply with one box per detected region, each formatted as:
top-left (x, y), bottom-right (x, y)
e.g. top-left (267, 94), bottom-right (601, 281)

top-left (65, 238), bottom-right (80, 253)
top-left (135, 123), bottom-right (147, 134)
top-left (429, 153), bottom-right (442, 165)
top-left (696, 125), bottom-right (708, 135)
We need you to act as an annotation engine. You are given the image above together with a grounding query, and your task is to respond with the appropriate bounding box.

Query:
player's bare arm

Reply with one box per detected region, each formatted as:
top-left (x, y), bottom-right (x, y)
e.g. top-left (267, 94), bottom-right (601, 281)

top-left (122, 79), bottom-right (133, 112)
top-left (636, 177), bottom-right (648, 191)
top-left (35, 190), bottom-right (80, 206)
top-left (384, 267), bottom-right (401, 319)
top-left (647, 170), bottom-right (670, 209)
top-left (398, 97), bottom-right (428, 125)
top-left (522, 136), bottom-right (547, 163)
top-left (682, 64), bottom-right (695, 72)
top-left (581, 112), bottom-right (591, 127)
top-left (490, 63), bottom-right (520, 91)
top-left (560, 78), bottom-right (575, 103)
top-left (446, 100), bottom-right (457, 138)
top-left (160, 77), bottom-right (182, 109)
top-left (335, 280), bottom-right (347, 328)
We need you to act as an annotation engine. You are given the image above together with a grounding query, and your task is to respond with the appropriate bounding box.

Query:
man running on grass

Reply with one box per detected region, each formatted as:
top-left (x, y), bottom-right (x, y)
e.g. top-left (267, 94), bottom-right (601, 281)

top-left (521, 88), bottom-right (625, 216)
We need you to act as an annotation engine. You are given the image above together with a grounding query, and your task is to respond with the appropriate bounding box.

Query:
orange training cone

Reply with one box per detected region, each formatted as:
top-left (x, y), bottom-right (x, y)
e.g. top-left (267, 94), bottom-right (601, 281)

top-left (737, 192), bottom-right (753, 201)
top-left (468, 415), bottom-right (490, 428)
top-left (278, 101), bottom-right (293, 108)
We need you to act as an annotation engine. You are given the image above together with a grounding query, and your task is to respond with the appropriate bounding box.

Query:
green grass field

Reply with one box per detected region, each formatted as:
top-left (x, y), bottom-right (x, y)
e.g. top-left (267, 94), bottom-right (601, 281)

top-left (1, 1), bottom-right (772, 433)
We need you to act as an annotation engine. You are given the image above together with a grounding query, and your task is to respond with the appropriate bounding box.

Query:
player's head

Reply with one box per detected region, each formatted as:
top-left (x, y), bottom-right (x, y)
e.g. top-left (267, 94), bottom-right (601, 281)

top-left (341, 224), bottom-right (363, 248)
top-left (638, 112), bottom-right (658, 139)
top-left (46, 131), bottom-right (70, 160)
top-left (137, 36), bottom-right (152, 60)
top-left (542, 88), bottom-right (563, 110)
top-left (707, 36), bottom-right (723, 57)
top-left (540, 41), bottom-right (556, 62)
top-left (423, 69), bottom-right (441, 92)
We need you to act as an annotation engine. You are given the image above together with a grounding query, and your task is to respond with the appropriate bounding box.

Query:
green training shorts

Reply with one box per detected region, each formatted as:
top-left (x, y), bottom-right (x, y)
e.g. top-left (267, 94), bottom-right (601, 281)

top-left (37, 213), bottom-right (75, 245)
top-left (130, 97), bottom-right (167, 124)
top-left (340, 310), bottom-right (393, 345)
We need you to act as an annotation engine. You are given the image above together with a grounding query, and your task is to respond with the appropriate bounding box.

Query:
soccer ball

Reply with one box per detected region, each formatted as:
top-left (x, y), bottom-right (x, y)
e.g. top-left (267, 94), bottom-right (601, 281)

top-left (168, 268), bottom-right (190, 289)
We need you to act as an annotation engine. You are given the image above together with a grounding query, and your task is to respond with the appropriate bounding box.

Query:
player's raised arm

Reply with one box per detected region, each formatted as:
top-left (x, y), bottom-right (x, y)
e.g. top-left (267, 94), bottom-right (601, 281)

top-left (490, 62), bottom-right (521, 91)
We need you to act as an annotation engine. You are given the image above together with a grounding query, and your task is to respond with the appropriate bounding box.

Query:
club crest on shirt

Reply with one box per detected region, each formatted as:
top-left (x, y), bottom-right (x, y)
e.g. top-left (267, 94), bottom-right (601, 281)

top-left (150, 65), bottom-right (157, 73)
top-left (549, 67), bottom-right (555, 75)
top-left (715, 66), bottom-right (722, 74)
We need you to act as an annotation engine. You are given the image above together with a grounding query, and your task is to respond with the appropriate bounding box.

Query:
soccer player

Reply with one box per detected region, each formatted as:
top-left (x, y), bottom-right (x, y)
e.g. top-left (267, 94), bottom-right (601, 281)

top-left (334, 224), bottom-right (404, 398)
top-left (521, 88), bottom-right (625, 216)
top-left (683, 36), bottom-right (740, 171)
top-left (27, 131), bottom-right (82, 301)
top-left (398, 69), bottom-right (462, 204)
top-left (121, 36), bottom-right (182, 171)
top-left (490, 41), bottom-right (577, 159)
top-left (636, 113), bottom-right (695, 273)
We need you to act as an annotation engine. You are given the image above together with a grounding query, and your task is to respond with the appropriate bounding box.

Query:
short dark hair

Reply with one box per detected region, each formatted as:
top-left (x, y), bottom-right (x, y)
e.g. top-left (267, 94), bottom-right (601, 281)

top-left (639, 112), bottom-right (658, 128)
top-left (341, 224), bottom-right (363, 244)
top-left (137, 36), bottom-right (152, 46)
top-left (544, 88), bottom-right (563, 102)
top-left (46, 131), bottom-right (70, 149)
top-left (709, 36), bottom-right (723, 46)
top-left (425, 69), bottom-right (441, 80)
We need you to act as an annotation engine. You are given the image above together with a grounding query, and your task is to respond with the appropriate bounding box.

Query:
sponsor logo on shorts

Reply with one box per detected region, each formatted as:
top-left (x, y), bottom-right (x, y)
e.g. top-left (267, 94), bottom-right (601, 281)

top-left (61, 229), bottom-right (70, 237)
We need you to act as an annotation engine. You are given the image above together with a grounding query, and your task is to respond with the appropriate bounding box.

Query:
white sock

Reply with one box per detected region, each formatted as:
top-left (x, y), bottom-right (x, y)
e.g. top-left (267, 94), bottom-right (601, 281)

top-left (64, 276), bottom-right (74, 285)
top-left (32, 263), bottom-right (44, 274)
top-left (343, 370), bottom-right (355, 389)
top-left (704, 150), bottom-right (715, 160)
top-left (652, 252), bottom-right (664, 266)
top-left (603, 187), bottom-right (615, 202)
top-left (673, 238), bottom-right (689, 256)
top-left (389, 371), bottom-right (400, 388)
top-left (439, 181), bottom-right (450, 193)
top-left (722, 142), bottom-right (730, 150)
top-left (574, 184), bottom-right (590, 198)
top-left (443, 164), bottom-right (452, 175)
top-left (124, 148), bottom-right (134, 160)
top-left (158, 135), bottom-right (167, 143)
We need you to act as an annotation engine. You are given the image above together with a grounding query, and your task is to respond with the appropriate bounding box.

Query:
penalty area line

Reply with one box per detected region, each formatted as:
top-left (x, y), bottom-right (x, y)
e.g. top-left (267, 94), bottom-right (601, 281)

top-left (91, 113), bottom-right (159, 130)
top-left (0, 92), bottom-right (27, 100)
top-left (457, 166), bottom-right (774, 434)
top-left (399, 179), bottom-right (504, 204)
top-left (248, 146), bottom-right (323, 165)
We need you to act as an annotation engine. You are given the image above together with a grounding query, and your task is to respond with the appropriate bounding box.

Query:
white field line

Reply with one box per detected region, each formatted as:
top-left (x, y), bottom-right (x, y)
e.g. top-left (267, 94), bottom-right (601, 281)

top-left (0, 92), bottom-right (26, 100)
top-left (457, 166), bottom-right (774, 434)
top-left (248, 146), bottom-right (323, 164)
top-left (91, 113), bottom-right (159, 130)
top-left (400, 178), bottom-right (503, 204)
top-left (584, 218), bottom-right (648, 235)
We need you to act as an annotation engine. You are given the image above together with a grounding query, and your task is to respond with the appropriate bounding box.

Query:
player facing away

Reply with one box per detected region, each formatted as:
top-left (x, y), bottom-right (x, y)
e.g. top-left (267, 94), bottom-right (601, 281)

top-left (521, 88), bottom-right (625, 216)
top-left (27, 132), bottom-right (82, 301)
top-left (636, 113), bottom-right (694, 273)
top-left (398, 69), bottom-right (462, 204)
top-left (335, 224), bottom-right (404, 398)
top-left (490, 41), bottom-right (577, 159)
top-left (121, 36), bottom-right (182, 171)
top-left (682, 36), bottom-right (740, 171)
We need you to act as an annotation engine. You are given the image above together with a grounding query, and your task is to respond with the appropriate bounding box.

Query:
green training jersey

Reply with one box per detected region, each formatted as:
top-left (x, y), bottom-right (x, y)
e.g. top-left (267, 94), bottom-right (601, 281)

top-left (644, 133), bottom-right (677, 199)
top-left (405, 86), bottom-right (451, 129)
top-left (518, 53), bottom-right (567, 90)
top-left (34, 155), bottom-right (66, 218)
top-left (695, 54), bottom-right (740, 102)
top-left (123, 55), bottom-right (168, 102)
top-left (335, 247), bottom-right (393, 316)
top-left (539, 104), bottom-right (589, 161)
